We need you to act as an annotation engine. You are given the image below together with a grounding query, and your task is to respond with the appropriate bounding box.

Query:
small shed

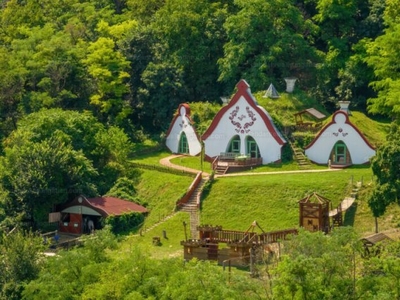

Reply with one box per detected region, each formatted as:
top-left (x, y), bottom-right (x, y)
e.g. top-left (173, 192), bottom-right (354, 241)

top-left (54, 195), bottom-right (148, 234)
top-left (299, 192), bottom-right (331, 233)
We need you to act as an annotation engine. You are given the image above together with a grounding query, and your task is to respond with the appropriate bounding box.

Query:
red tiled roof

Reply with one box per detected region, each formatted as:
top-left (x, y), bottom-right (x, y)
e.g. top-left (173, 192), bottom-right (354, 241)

top-left (86, 197), bottom-right (148, 216)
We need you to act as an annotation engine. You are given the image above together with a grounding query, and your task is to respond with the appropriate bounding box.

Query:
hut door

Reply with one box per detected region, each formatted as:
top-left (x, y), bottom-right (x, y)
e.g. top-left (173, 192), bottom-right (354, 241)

top-left (179, 132), bottom-right (189, 154)
top-left (334, 142), bottom-right (346, 164)
top-left (246, 136), bottom-right (260, 158)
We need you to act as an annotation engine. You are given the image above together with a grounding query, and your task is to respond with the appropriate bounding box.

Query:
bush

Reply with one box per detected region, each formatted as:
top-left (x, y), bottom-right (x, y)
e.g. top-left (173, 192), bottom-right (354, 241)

top-left (103, 212), bottom-right (145, 234)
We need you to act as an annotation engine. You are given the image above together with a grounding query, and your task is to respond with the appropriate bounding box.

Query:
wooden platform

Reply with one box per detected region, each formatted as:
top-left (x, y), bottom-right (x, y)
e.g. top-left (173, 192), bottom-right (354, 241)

top-left (329, 197), bottom-right (355, 217)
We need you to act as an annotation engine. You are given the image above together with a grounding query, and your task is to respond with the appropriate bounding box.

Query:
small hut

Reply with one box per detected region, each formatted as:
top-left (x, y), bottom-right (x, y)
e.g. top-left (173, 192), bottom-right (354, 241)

top-left (299, 192), bottom-right (331, 233)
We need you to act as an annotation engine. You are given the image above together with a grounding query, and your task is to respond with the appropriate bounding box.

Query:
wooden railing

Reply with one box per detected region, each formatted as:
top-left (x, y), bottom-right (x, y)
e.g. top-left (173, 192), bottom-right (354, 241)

top-left (199, 228), bottom-right (298, 245)
top-left (212, 156), bottom-right (219, 170)
top-left (213, 155), bottom-right (262, 169)
top-left (176, 172), bottom-right (203, 208)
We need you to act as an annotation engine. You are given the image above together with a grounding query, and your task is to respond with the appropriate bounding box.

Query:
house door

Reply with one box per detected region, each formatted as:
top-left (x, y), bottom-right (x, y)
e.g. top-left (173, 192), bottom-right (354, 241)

top-left (334, 142), bottom-right (346, 164)
top-left (246, 136), bottom-right (260, 158)
top-left (179, 132), bottom-right (189, 154)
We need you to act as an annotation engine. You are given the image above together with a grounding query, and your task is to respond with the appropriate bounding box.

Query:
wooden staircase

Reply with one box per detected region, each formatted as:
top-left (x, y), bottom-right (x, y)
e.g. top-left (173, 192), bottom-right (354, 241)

top-left (180, 178), bottom-right (208, 238)
top-left (214, 164), bottom-right (229, 175)
top-left (292, 146), bottom-right (311, 169)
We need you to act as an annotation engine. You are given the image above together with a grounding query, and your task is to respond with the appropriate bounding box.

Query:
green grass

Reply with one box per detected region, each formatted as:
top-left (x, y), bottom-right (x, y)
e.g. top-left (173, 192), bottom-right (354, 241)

top-left (241, 161), bottom-right (327, 173)
top-left (170, 155), bottom-right (213, 173)
top-left (131, 149), bottom-right (172, 165)
top-left (200, 168), bottom-right (373, 232)
top-left (122, 212), bottom-right (190, 260)
top-left (135, 169), bottom-right (194, 228)
top-left (349, 111), bottom-right (390, 146)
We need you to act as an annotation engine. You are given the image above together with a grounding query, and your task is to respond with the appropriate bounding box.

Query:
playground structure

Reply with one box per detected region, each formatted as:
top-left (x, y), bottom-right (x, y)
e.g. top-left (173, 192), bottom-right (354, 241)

top-left (299, 192), bottom-right (357, 233)
top-left (299, 193), bottom-right (331, 233)
top-left (181, 221), bottom-right (297, 266)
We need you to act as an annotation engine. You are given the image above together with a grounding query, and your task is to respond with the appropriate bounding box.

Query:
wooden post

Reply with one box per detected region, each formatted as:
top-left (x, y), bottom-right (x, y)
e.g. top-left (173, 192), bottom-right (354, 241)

top-left (183, 221), bottom-right (188, 241)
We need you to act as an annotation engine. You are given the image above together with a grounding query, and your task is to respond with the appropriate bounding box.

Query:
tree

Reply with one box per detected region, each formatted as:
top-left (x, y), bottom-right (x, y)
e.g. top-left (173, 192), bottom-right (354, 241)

top-left (273, 228), bottom-right (361, 299)
top-left (365, 0), bottom-right (400, 119)
top-left (0, 132), bottom-right (98, 228)
top-left (0, 229), bottom-right (45, 300)
top-left (0, 109), bottom-right (137, 228)
top-left (368, 123), bottom-right (400, 232)
top-left (82, 20), bottom-right (136, 126)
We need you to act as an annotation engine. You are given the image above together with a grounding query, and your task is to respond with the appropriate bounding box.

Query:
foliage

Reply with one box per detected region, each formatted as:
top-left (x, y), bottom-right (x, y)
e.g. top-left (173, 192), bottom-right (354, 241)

top-left (365, 0), bottom-right (400, 119)
top-left (273, 228), bottom-right (360, 299)
top-left (103, 212), bottom-right (145, 234)
top-left (219, 0), bottom-right (321, 92)
top-left (0, 109), bottom-right (136, 229)
top-left (368, 123), bottom-right (400, 219)
top-left (0, 229), bottom-right (45, 300)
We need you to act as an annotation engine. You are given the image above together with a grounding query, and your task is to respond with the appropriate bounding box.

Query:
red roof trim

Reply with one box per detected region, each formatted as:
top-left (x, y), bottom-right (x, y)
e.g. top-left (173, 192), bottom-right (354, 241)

top-left (165, 103), bottom-right (193, 137)
top-left (202, 79), bottom-right (285, 145)
top-left (165, 103), bottom-right (203, 145)
top-left (304, 111), bottom-right (376, 150)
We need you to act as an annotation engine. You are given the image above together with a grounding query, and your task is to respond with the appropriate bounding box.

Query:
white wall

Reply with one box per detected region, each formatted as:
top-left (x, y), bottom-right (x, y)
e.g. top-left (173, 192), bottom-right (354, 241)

top-left (204, 96), bottom-right (284, 164)
top-left (166, 115), bottom-right (201, 156)
top-left (305, 112), bottom-right (375, 164)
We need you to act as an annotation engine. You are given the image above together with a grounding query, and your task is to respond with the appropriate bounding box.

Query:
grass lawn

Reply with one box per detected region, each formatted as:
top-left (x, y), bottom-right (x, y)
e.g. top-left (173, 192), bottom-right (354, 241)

top-left (200, 168), bottom-right (373, 232)
top-left (131, 149), bottom-right (172, 165)
top-left (169, 155), bottom-right (213, 173)
top-left (135, 169), bottom-right (194, 228)
top-left (123, 212), bottom-right (190, 260)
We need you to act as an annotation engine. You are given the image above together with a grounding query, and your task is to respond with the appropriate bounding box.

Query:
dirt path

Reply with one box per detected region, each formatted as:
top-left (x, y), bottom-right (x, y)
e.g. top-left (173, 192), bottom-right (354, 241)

top-left (159, 154), bottom-right (341, 177)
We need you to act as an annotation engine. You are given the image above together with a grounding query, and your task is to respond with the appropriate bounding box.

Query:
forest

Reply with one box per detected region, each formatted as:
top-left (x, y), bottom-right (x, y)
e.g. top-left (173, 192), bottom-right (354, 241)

top-left (0, 0), bottom-right (400, 299)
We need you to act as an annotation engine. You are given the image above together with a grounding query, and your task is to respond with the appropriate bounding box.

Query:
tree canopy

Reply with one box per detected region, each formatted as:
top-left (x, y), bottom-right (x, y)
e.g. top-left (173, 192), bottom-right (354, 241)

top-left (0, 109), bottom-right (138, 229)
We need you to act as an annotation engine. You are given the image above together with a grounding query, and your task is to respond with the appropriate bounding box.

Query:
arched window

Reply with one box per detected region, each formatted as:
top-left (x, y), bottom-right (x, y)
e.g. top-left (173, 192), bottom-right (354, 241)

top-left (227, 135), bottom-right (241, 154)
top-left (246, 136), bottom-right (260, 158)
top-left (179, 132), bottom-right (189, 154)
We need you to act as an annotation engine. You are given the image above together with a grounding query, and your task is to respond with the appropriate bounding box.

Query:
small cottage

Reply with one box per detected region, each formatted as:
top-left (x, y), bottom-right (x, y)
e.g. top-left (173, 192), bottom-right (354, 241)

top-left (202, 79), bottom-right (286, 165)
top-left (305, 102), bottom-right (376, 167)
top-left (54, 195), bottom-right (148, 234)
top-left (165, 103), bottom-right (202, 156)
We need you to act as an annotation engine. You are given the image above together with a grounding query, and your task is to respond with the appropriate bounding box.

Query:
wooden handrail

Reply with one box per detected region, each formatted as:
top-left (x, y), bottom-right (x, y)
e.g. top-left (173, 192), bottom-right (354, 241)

top-left (176, 172), bottom-right (203, 207)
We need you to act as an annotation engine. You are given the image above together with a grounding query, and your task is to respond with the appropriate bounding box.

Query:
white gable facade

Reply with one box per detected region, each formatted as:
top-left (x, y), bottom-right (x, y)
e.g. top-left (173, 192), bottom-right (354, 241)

top-left (305, 111), bottom-right (375, 165)
top-left (202, 80), bottom-right (286, 164)
top-left (166, 103), bottom-right (201, 156)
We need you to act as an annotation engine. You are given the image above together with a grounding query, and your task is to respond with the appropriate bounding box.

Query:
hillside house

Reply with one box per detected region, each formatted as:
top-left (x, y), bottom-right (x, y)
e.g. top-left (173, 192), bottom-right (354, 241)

top-left (202, 79), bottom-right (286, 166)
top-left (165, 103), bottom-right (202, 156)
top-left (305, 102), bottom-right (376, 167)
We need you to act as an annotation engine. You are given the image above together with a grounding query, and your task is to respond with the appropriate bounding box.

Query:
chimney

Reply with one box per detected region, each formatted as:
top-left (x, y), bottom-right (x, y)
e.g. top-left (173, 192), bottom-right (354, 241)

top-left (284, 77), bottom-right (297, 93)
top-left (338, 101), bottom-right (351, 115)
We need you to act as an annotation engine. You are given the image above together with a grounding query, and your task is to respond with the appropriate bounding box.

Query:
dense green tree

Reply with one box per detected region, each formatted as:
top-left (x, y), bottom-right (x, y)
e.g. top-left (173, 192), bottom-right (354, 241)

top-left (132, 0), bottom-right (230, 132)
top-left (218, 0), bottom-right (321, 92)
top-left (0, 132), bottom-right (98, 228)
top-left (0, 229), bottom-right (45, 300)
top-left (365, 0), bottom-right (400, 119)
top-left (273, 228), bottom-right (360, 299)
top-left (0, 109), bottom-right (137, 228)
top-left (368, 123), bottom-right (400, 232)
